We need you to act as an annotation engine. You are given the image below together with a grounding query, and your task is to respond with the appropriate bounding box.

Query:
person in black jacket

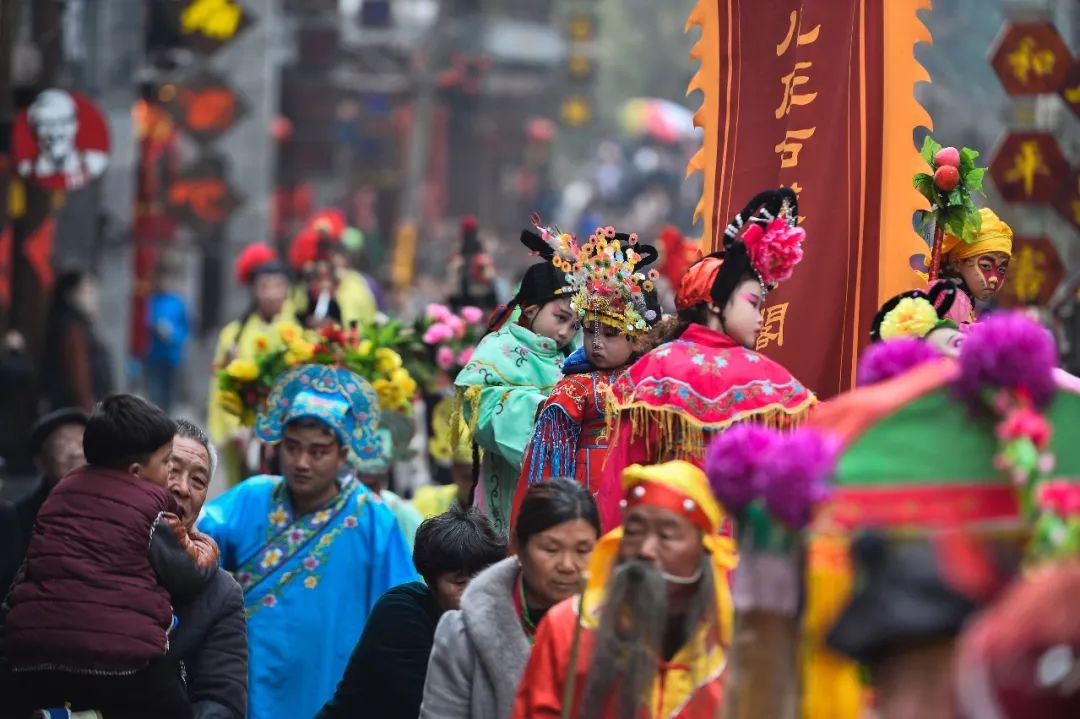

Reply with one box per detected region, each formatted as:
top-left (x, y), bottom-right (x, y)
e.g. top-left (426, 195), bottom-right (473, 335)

top-left (168, 419), bottom-right (247, 719)
top-left (318, 507), bottom-right (506, 719)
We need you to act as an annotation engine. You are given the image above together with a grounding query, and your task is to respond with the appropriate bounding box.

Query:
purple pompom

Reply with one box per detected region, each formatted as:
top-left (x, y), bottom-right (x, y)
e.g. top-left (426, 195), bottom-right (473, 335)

top-left (856, 337), bottom-right (940, 387)
top-left (956, 311), bottom-right (1058, 409)
top-left (758, 429), bottom-right (837, 528)
top-left (705, 424), bottom-right (778, 514)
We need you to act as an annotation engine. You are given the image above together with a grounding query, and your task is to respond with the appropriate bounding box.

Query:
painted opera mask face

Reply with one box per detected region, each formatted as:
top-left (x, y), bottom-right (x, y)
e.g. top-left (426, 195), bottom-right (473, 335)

top-left (952, 252), bottom-right (1009, 303)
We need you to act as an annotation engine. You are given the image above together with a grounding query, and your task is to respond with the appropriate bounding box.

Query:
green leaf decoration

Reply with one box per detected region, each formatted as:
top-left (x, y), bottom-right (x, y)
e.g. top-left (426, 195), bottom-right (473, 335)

top-left (946, 188), bottom-right (964, 206)
top-left (920, 135), bottom-right (942, 167)
top-left (970, 207), bottom-right (983, 234)
top-left (913, 173), bottom-right (938, 206)
top-left (963, 167), bottom-right (986, 194)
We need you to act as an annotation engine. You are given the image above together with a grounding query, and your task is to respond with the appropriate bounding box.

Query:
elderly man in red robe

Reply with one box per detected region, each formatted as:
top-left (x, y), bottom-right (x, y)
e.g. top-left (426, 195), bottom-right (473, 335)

top-left (511, 460), bottom-right (736, 718)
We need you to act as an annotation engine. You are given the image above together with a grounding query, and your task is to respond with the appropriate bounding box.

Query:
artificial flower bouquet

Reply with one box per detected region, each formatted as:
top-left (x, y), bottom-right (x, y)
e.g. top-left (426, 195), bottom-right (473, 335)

top-left (410, 303), bottom-right (487, 390)
top-left (218, 320), bottom-right (419, 425)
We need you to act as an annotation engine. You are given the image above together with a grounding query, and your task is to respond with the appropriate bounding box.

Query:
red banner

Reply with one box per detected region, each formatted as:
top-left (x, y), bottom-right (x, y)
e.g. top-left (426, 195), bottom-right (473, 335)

top-left (687, 0), bottom-right (929, 397)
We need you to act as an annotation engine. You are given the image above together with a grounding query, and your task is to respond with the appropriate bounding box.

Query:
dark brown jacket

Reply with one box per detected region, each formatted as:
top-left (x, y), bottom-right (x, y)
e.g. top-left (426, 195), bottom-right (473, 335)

top-left (2, 466), bottom-right (218, 673)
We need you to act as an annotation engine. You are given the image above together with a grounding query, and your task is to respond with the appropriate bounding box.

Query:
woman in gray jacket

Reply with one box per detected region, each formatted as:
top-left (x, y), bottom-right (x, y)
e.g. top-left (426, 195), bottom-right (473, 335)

top-left (420, 478), bottom-right (601, 718)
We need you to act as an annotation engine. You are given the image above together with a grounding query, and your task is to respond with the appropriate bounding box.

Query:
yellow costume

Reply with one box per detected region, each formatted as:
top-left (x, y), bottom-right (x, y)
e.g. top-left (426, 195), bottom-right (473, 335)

top-left (208, 306), bottom-right (296, 484)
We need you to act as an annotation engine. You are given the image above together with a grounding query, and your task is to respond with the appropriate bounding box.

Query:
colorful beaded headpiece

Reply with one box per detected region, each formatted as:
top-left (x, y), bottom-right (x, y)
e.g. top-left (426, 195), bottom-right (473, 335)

top-left (567, 226), bottom-right (659, 334)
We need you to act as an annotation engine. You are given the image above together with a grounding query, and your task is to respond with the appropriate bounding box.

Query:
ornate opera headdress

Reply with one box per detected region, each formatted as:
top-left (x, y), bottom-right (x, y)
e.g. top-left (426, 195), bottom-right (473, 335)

top-left (567, 226), bottom-right (661, 335)
top-left (675, 187), bottom-right (806, 312)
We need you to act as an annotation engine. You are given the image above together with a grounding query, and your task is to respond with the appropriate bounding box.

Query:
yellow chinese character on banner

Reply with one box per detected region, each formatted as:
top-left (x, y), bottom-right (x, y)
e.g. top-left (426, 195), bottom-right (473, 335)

top-left (1006, 36), bottom-right (1057, 85)
top-left (776, 10), bottom-right (821, 56)
top-left (1071, 177), bottom-right (1080, 226)
top-left (774, 128), bottom-right (816, 169)
top-left (756, 303), bottom-right (790, 351)
top-left (1003, 140), bottom-right (1051, 197)
top-left (775, 61), bottom-right (818, 118)
top-left (1011, 245), bottom-right (1046, 304)
top-left (182, 0), bottom-right (243, 40)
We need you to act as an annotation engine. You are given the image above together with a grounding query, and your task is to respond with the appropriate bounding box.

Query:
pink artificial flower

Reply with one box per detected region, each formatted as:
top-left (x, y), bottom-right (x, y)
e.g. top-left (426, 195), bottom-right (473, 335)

top-left (426, 303), bottom-right (453, 322)
top-left (996, 408), bottom-right (1052, 449)
top-left (423, 323), bottom-right (454, 345)
top-left (1037, 480), bottom-right (1080, 516)
top-left (742, 218), bottom-right (805, 285)
top-left (436, 346), bottom-right (456, 370)
top-left (457, 347), bottom-right (474, 366)
top-left (461, 306), bottom-right (484, 324)
top-left (445, 314), bottom-right (466, 340)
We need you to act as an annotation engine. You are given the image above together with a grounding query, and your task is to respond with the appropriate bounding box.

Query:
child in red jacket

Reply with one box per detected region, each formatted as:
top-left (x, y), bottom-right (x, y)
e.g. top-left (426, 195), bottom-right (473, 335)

top-left (2, 394), bottom-right (219, 719)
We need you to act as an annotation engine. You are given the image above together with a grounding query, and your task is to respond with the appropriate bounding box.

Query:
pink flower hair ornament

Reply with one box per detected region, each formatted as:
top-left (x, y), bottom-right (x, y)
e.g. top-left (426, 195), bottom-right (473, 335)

top-left (741, 217), bottom-right (806, 286)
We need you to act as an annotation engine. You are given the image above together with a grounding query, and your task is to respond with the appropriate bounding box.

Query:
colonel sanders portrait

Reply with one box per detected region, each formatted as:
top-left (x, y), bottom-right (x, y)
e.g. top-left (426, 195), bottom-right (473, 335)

top-left (17, 89), bottom-right (108, 189)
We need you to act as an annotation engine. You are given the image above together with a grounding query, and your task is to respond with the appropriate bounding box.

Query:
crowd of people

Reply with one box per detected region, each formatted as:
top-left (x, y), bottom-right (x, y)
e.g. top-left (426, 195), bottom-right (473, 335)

top-left (2, 176), bottom-right (1079, 719)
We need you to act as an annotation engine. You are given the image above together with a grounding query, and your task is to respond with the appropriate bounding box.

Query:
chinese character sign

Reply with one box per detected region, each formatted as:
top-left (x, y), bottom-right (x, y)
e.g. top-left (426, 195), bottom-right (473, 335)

top-left (1054, 169), bottom-right (1080, 231)
top-left (997, 236), bottom-right (1063, 308)
top-left (162, 71), bottom-right (248, 145)
top-left (989, 131), bottom-right (1067, 204)
top-left (178, 0), bottom-right (254, 55)
top-left (990, 21), bottom-right (1072, 96)
top-left (165, 155), bottom-right (244, 236)
top-left (686, 0), bottom-right (930, 396)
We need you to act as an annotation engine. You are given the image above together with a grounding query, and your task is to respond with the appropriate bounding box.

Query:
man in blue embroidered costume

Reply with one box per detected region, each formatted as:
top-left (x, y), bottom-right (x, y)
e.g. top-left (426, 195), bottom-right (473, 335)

top-left (198, 364), bottom-right (417, 719)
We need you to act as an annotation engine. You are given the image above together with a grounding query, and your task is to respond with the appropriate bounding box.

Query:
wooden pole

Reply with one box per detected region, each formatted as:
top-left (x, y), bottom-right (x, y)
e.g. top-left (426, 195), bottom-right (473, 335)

top-left (927, 222), bottom-right (945, 283)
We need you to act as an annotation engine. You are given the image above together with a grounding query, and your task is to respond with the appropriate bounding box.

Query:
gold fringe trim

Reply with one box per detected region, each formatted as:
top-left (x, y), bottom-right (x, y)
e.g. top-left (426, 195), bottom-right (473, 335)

top-left (605, 391), bottom-right (815, 464)
top-left (449, 385), bottom-right (482, 455)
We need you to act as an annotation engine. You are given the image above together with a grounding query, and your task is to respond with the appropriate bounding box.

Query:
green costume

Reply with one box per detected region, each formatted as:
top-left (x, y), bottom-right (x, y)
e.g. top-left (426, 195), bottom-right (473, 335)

top-left (455, 322), bottom-right (566, 535)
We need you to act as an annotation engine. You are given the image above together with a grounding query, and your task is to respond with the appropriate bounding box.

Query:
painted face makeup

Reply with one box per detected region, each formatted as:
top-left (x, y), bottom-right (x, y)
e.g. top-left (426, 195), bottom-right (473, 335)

top-left (957, 253), bottom-right (1009, 302)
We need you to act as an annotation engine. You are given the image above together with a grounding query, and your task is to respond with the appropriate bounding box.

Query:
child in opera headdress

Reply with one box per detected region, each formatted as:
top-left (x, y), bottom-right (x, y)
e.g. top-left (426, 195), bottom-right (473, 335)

top-left (453, 217), bottom-right (580, 536)
top-left (598, 187), bottom-right (816, 529)
top-left (513, 226), bottom-right (662, 526)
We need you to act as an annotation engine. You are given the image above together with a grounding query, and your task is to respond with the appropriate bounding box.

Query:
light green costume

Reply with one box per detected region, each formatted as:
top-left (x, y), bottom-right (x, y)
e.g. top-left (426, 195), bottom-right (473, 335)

top-left (454, 322), bottom-right (566, 535)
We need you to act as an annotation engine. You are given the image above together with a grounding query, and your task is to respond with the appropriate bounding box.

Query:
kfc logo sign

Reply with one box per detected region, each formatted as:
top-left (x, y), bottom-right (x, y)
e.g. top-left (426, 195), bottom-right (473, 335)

top-left (14, 89), bottom-right (110, 191)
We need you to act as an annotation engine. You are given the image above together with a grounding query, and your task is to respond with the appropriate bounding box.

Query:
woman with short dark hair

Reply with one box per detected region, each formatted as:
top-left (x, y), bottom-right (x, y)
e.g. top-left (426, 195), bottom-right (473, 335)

top-left (317, 507), bottom-right (506, 719)
top-left (420, 478), bottom-right (601, 719)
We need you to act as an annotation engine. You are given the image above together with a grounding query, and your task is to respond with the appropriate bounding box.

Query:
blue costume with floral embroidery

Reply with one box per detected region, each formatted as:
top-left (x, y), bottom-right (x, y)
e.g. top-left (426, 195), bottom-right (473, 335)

top-left (199, 474), bottom-right (415, 719)
top-left (200, 364), bottom-right (416, 719)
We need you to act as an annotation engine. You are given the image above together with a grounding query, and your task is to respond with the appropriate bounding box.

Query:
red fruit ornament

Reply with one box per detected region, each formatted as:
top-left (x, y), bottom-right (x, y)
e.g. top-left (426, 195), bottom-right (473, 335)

top-left (934, 165), bottom-right (960, 192)
top-left (933, 146), bottom-right (960, 168)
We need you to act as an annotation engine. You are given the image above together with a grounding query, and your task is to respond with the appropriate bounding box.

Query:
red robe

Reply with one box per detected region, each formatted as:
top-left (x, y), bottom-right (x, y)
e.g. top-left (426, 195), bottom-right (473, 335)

top-left (512, 368), bottom-right (622, 526)
top-left (599, 324), bottom-right (815, 530)
top-left (511, 594), bottom-right (726, 719)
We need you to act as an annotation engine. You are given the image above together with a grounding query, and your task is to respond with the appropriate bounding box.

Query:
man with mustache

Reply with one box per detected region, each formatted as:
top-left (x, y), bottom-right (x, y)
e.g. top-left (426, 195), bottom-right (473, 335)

top-left (511, 460), bottom-right (736, 718)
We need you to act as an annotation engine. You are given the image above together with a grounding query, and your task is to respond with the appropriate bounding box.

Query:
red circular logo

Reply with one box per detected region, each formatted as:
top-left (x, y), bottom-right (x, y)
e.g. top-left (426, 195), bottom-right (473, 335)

top-left (13, 89), bottom-right (110, 191)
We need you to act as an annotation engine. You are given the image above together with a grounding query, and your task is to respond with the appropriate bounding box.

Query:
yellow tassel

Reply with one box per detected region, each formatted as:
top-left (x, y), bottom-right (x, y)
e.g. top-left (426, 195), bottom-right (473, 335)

top-left (801, 532), bottom-right (862, 719)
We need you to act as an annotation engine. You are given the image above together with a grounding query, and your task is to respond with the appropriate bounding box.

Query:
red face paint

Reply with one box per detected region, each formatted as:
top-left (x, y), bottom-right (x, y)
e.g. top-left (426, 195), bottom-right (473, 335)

top-left (739, 292), bottom-right (762, 309)
top-left (976, 254), bottom-right (1009, 288)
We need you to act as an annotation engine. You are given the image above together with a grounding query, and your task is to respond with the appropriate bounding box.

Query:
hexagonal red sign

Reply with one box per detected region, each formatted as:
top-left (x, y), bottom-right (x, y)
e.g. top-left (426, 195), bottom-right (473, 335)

top-left (1054, 168), bottom-right (1080, 231)
top-left (997, 236), bottom-right (1064, 307)
top-left (989, 131), bottom-right (1068, 204)
top-left (1060, 59), bottom-right (1080, 120)
top-left (990, 21), bottom-right (1073, 95)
